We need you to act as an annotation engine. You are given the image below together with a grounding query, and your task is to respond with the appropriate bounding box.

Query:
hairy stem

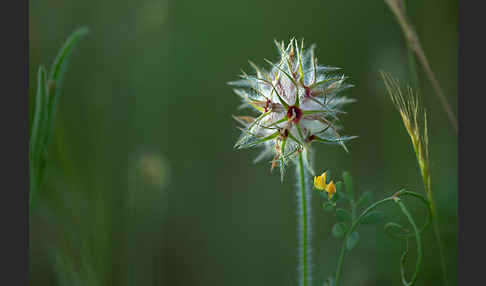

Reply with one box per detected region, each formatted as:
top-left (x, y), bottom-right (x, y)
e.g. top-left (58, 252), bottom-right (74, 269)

top-left (297, 153), bottom-right (310, 286)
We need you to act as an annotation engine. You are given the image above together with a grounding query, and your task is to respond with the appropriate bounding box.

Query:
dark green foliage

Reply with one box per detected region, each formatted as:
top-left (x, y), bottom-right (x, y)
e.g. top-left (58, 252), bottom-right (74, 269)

top-left (322, 202), bottom-right (335, 212)
top-left (317, 172), bottom-right (432, 286)
top-left (346, 231), bottom-right (359, 251)
top-left (335, 208), bottom-right (352, 223)
top-left (332, 223), bottom-right (347, 238)
top-left (356, 190), bottom-right (373, 208)
top-left (333, 183), bottom-right (347, 203)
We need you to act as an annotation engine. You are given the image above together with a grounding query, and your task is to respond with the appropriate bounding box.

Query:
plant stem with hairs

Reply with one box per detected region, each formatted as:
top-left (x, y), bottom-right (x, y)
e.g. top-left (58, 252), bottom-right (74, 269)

top-left (297, 153), bottom-right (311, 286)
top-left (230, 39), bottom-right (356, 286)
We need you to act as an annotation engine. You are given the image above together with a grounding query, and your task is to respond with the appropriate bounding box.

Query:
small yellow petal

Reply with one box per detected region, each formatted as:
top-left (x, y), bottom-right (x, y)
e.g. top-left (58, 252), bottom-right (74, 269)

top-left (314, 175), bottom-right (324, 190)
top-left (326, 180), bottom-right (336, 199)
top-left (321, 171), bottom-right (327, 185)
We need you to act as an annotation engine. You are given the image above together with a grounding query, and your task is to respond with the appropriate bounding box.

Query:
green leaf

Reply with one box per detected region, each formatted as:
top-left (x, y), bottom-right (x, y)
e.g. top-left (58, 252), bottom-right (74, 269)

top-left (45, 27), bottom-right (90, 147)
top-left (29, 66), bottom-right (49, 165)
top-left (332, 183), bottom-right (347, 203)
top-left (317, 190), bottom-right (329, 199)
top-left (49, 27), bottom-right (90, 83)
top-left (361, 210), bottom-right (384, 225)
top-left (336, 208), bottom-right (352, 223)
top-left (335, 180), bottom-right (342, 192)
top-left (322, 201), bottom-right (335, 212)
top-left (343, 171), bottom-right (354, 200)
top-left (332, 223), bottom-right (348, 238)
top-left (356, 190), bottom-right (373, 207)
top-left (346, 231), bottom-right (360, 250)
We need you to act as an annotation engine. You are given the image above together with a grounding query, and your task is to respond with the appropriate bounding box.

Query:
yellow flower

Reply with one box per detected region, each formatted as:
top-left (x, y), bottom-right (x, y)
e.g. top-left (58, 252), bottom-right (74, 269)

top-left (326, 180), bottom-right (336, 200)
top-left (314, 172), bottom-right (327, 190)
top-left (314, 171), bottom-right (337, 200)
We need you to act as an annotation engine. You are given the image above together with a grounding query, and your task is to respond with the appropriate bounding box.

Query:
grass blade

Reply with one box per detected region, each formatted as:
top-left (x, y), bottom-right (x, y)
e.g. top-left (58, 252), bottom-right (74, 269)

top-left (45, 27), bottom-right (90, 147)
top-left (29, 66), bottom-right (49, 166)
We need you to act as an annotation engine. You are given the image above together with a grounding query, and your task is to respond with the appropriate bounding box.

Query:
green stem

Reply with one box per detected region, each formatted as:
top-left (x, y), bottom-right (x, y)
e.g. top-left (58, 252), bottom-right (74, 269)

top-left (385, 0), bottom-right (458, 133)
top-left (423, 167), bottom-right (448, 285)
top-left (335, 235), bottom-right (346, 286)
top-left (395, 199), bottom-right (422, 286)
top-left (428, 193), bottom-right (448, 286)
top-left (334, 191), bottom-right (428, 286)
top-left (335, 197), bottom-right (394, 286)
top-left (432, 221), bottom-right (448, 284)
top-left (297, 153), bottom-right (309, 286)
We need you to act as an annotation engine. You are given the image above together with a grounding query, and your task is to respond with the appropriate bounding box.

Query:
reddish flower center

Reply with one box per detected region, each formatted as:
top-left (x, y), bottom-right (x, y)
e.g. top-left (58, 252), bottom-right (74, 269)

top-left (306, 135), bottom-right (316, 143)
top-left (287, 105), bottom-right (303, 124)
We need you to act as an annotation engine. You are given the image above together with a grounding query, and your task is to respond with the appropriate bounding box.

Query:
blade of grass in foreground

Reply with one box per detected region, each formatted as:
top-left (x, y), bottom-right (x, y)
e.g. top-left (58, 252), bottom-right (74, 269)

top-left (29, 27), bottom-right (90, 211)
top-left (45, 27), bottom-right (90, 148)
top-left (29, 66), bottom-right (48, 209)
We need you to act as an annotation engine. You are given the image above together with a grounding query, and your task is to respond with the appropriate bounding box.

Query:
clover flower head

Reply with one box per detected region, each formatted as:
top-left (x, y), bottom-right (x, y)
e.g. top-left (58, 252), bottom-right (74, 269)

top-left (229, 39), bottom-right (357, 180)
top-left (314, 171), bottom-right (336, 199)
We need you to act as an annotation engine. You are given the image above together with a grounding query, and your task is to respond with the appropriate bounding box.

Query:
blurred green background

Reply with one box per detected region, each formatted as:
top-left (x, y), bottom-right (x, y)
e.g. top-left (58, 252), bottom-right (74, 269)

top-left (29, 0), bottom-right (457, 285)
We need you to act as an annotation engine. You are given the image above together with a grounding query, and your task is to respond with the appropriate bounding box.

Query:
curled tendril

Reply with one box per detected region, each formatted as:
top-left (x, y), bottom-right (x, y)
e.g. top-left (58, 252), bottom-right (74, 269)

top-left (400, 239), bottom-right (411, 286)
top-left (384, 222), bottom-right (410, 239)
top-left (334, 189), bottom-right (430, 286)
top-left (384, 191), bottom-right (431, 240)
top-left (383, 190), bottom-right (432, 285)
top-left (394, 197), bottom-right (423, 286)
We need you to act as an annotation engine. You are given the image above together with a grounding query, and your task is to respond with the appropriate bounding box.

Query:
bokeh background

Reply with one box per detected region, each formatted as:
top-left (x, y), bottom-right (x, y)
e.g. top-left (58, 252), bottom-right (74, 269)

top-left (29, 0), bottom-right (458, 285)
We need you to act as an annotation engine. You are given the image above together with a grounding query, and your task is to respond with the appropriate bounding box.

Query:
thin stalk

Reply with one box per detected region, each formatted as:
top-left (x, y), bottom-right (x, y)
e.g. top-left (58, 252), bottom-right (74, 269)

top-left (396, 199), bottom-right (422, 286)
top-left (335, 236), bottom-right (346, 286)
top-left (297, 153), bottom-right (310, 286)
top-left (385, 0), bottom-right (458, 134)
top-left (418, 140), bottom-right (448, 286)
top-left (425, 184), bottom-right (448, 286)
top-left (402, 0), bottom-right (420, 91)
top-left (335, 197), bottom-right (394, 286)
top-left (432, 218), bottom-right (448, 285)
top-left (407, 43), bottom-right (420, 92)
top-left (335, 191), bottom-right (428, 286)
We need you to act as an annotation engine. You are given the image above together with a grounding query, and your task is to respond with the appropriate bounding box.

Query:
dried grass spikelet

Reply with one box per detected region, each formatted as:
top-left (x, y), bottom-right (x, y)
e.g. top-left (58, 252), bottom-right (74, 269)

top-left (381, 71), bottom-right (434, 214)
